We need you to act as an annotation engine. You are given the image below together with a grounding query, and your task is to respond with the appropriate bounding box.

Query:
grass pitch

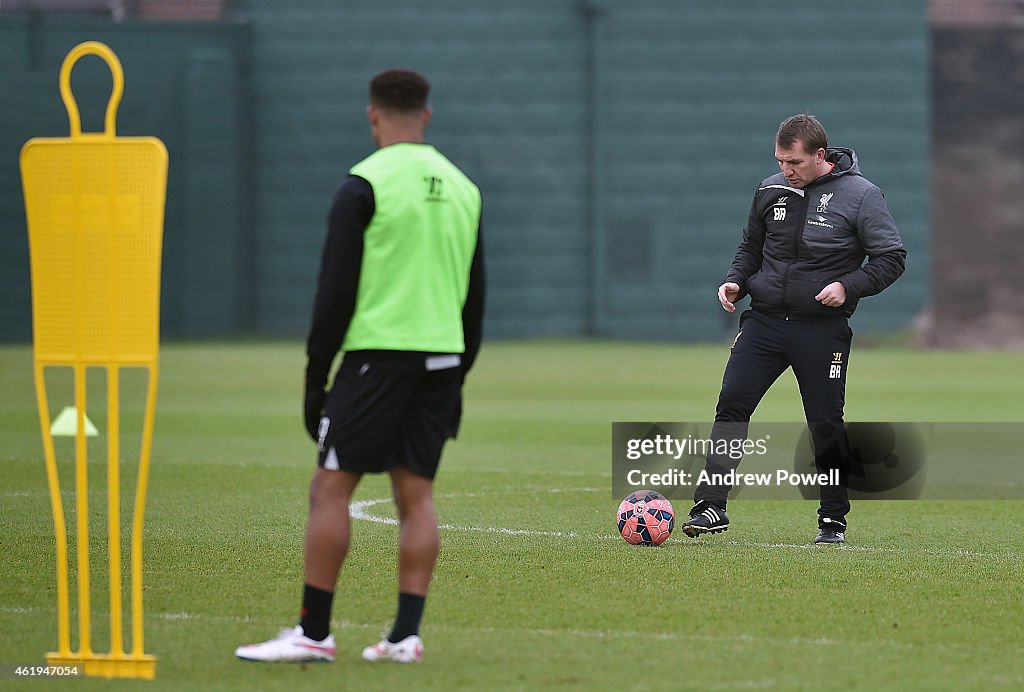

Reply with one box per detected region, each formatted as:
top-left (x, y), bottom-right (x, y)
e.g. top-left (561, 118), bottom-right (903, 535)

top-left (1, 341), bottom-right (1023, 691)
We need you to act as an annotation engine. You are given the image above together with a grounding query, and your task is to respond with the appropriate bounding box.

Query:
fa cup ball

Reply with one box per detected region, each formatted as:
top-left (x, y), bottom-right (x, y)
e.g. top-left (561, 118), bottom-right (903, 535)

top-left (616, 490), bottom-right (675, 545)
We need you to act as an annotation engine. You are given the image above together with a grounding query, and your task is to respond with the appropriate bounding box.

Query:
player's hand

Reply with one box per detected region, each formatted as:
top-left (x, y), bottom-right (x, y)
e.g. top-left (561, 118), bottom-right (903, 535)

top-left (815, 282), bottom-right (847, 308)
top-left (304, 384), bottom-right (326, 441)
top-left (718, 282), bottom-right (741, 313)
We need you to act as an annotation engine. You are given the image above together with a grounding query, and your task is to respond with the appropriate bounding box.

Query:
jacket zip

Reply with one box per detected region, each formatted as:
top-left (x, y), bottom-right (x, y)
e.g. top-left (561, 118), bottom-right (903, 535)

top-left (780, 191), bottom-right (810, 320)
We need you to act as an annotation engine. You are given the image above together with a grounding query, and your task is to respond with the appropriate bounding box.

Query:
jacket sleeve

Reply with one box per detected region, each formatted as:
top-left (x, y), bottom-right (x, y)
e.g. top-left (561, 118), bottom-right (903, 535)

top-left (839, 186), bottom-right (907, 300)
top-left (723, 191), bottom-right (766, 295)
top-left (304, 175), bottom-right (374, 390)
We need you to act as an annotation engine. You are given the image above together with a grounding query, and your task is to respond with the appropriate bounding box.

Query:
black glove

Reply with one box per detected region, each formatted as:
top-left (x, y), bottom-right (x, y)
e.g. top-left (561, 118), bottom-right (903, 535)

top-left (304, 384), bottom-right (326, 442)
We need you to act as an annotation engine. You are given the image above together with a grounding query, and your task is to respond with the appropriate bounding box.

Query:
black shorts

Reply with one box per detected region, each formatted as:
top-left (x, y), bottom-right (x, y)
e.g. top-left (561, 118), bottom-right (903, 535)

top-left (316, 350), bottom-right (463, 480)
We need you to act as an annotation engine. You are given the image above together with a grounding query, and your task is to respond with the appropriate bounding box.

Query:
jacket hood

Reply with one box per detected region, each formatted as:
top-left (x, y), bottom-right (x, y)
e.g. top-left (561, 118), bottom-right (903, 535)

top-left (826, 147), bottom-right (860, 178)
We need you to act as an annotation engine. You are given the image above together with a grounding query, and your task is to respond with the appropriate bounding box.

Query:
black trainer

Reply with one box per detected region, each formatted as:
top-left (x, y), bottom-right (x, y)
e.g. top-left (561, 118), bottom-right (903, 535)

top-left (682, 502), bottom-right (729, 537)
top-left (814, 517), bottom-right (847, 544)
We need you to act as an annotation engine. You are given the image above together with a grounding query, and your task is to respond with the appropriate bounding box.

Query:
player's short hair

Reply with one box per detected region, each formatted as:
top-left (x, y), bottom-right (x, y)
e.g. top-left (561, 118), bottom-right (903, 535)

top-left (776, 114), bottom-right (828, 154)
top-left (369, 69), bottom-right (430, 113)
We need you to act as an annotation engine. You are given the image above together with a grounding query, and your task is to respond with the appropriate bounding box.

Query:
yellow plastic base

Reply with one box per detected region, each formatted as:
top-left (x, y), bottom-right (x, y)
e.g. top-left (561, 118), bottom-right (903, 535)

top-left (46, 652), bottom-right (156, 680)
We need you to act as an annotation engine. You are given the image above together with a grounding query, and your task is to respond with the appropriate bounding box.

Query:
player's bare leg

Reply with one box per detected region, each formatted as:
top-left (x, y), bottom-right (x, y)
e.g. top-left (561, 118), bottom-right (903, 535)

top-left (235, 468), bottom-right (359, 662)
top-left (304, 467), bottom-right (361, 590)
top-left (390, 464), bottom-right (440, 594)
top-left (362, 464), bottom-right (436, 663)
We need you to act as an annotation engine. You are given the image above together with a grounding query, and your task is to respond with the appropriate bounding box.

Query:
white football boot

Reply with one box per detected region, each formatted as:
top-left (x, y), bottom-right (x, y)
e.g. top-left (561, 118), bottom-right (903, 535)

top-left (361, 634), bottom-right (423, 663)
top-left (235, 626), bottom-right (336, 662)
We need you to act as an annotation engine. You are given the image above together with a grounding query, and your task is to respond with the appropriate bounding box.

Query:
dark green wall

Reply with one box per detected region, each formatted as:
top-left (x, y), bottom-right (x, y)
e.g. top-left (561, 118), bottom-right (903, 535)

top-left (593, 3), bottom-right (929, 338)
top-left (233, 0), bottom-right (928, 340)
top-left (0, 14), bottom-right (251, 341)
top-left (0, 2), bottom-right (928, 342)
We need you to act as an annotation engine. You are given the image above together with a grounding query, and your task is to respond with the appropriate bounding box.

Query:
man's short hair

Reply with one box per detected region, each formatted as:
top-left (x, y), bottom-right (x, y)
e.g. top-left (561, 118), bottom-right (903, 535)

top-left (369, 69), bottom-right (430, 113)
top-left (776, 114), bottom-right (828, 154)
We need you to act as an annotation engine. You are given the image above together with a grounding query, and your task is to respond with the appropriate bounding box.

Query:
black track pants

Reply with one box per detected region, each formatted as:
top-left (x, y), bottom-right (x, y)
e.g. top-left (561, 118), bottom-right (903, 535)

top-left (693, 310), bottom-right (852, 521)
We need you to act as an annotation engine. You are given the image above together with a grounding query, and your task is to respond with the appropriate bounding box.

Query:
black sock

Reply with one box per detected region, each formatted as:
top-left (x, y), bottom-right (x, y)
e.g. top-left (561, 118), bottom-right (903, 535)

top-left (387, 592), bottom-right (426, 643)
top-left (299, 583), bottom-right (334, 642)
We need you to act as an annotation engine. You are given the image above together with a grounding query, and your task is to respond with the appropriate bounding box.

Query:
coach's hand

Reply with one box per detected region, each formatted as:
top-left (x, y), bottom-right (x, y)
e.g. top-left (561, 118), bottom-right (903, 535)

top-left (304, 384), bottom-right (326, 441)
top-left (718, 282), bottom-right (741, 313)
top-left (815, 282), bottom-right (847, 308)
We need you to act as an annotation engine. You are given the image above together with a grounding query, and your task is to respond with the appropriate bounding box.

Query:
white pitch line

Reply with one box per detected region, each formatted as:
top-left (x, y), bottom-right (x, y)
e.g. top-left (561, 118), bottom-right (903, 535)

top-left (0, 606), bottom-right (378, 630)
top-left (351, 492), bottom-right (1022, 561)
top-left (583, 531), bottom-right (1015, 561)
top-left (707, 681), bottom-right (778, 690)
top-left (0, 607), bottom-right (877, 653)
top-left (10, 486), bottom-right (1017, 561)
top-left (719, 539), bottom-right (895, 553)
top-left (3, 489), bottom-right (101, 498)
top-left (351, 487), bottom-right (602, 538)
top-left (4, 606), bottom-right (1021, 661)
top-left (716, 539), bottom-right (1019, 560)
top-left (350, 496), bottom-right (579, 538)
